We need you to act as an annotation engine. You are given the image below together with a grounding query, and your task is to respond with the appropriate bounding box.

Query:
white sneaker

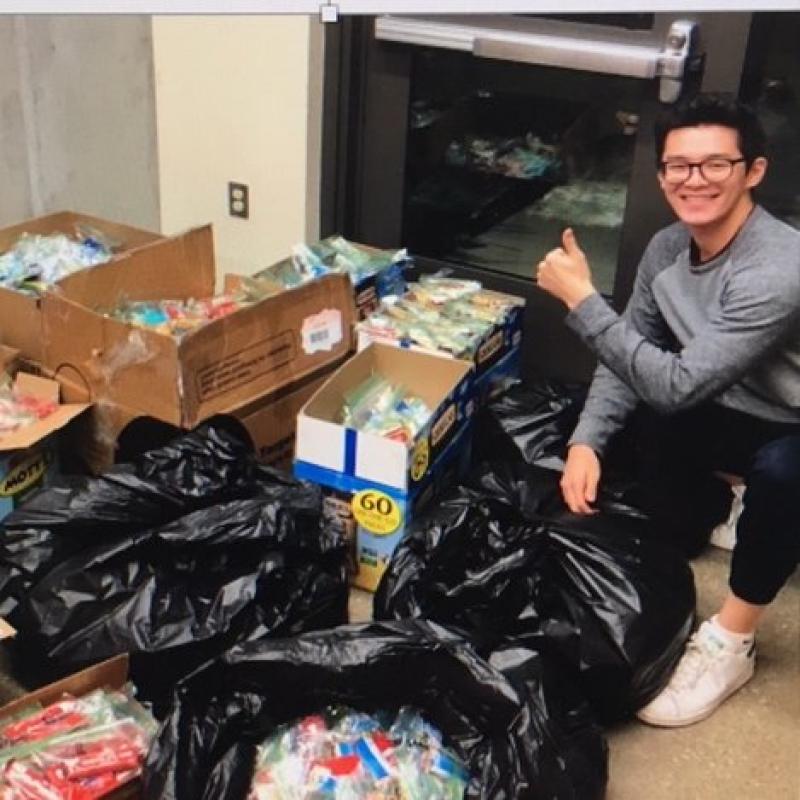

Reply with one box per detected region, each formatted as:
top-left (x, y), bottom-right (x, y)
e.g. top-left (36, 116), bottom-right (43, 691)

top-left (636, 620), bottom-right (755, 727)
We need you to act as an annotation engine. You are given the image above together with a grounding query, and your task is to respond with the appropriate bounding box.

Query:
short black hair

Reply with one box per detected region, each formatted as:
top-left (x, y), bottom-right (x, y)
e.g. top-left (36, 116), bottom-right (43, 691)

top-left (654, 92), bottom-right (767, 168)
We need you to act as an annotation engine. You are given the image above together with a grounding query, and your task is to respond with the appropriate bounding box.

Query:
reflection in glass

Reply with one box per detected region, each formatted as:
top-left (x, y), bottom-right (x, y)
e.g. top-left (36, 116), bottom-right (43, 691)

top-left (402, 48), bottom-right (645, 294)
top-left (749, 13), bottom-right (800, 230)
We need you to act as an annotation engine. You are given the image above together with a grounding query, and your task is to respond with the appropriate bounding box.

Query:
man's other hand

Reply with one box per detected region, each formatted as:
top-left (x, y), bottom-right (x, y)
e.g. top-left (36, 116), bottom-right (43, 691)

top-left (535, 228), bottom-right (596, 310)
top-left (561, 443), bottom-right (601, 514)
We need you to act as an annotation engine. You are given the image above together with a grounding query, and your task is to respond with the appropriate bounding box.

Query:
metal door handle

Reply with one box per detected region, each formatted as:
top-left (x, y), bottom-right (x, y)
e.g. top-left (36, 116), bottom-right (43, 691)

top-left (375, 16), bottom-right (699, 102)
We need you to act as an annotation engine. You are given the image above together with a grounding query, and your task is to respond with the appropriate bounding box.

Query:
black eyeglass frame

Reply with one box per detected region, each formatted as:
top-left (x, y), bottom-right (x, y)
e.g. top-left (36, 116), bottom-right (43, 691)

top-left (658, 157), bottom-right (748, 184)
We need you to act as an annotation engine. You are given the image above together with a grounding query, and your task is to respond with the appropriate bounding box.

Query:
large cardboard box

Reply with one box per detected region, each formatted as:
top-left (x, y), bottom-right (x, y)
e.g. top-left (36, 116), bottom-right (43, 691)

top-left (294, 344), bottom-right (474, 591)
top-left (41, 225), bottom-right (357, 428)
top-left (235, 362), bottom-right (347, 471)
top-left (0, 654), bottom-right (141, 799)
top-left (357, 288), bottom-right (525, 401)
top-left (0, 346), bottom-right (90, 522)
top-left (60, 356), bottom-right (350, 475)
top-left (0, 211), bottom-right (163, 361)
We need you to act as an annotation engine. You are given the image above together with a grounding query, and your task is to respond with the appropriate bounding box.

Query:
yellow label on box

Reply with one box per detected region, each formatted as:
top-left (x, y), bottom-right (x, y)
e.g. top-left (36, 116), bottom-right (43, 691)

top-left (410, 438), bottom-right (429, 482)
top-left (0, 451), bottom-right (49, 497)
top-left (352, 489), bottom-right (402, 535)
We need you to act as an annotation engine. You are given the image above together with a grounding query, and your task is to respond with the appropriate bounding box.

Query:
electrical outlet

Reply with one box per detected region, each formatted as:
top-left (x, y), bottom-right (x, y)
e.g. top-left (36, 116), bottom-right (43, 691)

top-left (228, 182), bottom-right (249, 219)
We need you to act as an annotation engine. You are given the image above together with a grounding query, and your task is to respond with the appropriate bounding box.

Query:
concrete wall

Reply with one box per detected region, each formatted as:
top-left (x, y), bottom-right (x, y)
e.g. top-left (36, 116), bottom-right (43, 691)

top-left (13, 15), bottom-right (161, 231)
top-left (0, 18), bottom-right (33, 224)
top-left (152, 15), bottom-right (324, 276)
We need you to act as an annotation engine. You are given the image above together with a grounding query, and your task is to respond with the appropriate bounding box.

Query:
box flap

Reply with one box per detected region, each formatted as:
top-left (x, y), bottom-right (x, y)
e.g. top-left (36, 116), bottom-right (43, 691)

top-left (0, 402), bottom-right (90, 452)
top-left (0, 654), bottom-right (129, 719)
top-left (42, 291), bottom-right (183, 425)
top-left (0, 211), bottom-right (162, 255)
top-left (54, 225), bottom-right (215, 308)
top-left (0, 345), bottom-right (20, 373)
top-left (178, 272), bottom-right (357, 426)
top-left (13, 372), bottom-right (60, 404)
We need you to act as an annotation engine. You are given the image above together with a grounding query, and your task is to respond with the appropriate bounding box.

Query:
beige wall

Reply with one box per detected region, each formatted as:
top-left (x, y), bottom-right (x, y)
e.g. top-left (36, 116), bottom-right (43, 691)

top-left (152, 15), bottom-right (323, 277)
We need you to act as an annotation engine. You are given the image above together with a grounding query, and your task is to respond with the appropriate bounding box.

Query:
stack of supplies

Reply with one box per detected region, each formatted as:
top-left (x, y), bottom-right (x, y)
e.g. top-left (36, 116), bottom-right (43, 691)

top-left (248, 706), bottom-right (468, 799)
top-left (0, 687), bottom-right (157, 799)
top-left (358, 275), bottom-right (518, 360)
top-left (0, 230), bottom-right (113, 295)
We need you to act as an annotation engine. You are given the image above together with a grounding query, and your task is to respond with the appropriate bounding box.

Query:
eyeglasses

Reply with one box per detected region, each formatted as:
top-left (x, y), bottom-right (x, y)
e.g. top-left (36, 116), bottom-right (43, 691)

top-left (659, 157), bottom-right (747, 184)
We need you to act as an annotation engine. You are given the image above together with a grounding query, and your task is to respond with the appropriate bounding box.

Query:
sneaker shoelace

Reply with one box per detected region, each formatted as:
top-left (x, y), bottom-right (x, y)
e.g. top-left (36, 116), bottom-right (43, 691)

top-left (668, 633), bottom-right (724, 692)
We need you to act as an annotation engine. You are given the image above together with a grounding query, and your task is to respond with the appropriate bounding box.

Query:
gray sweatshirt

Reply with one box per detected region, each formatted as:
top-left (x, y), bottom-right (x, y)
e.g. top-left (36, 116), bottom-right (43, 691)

top-left (568, 205), bottom-right (800, 455)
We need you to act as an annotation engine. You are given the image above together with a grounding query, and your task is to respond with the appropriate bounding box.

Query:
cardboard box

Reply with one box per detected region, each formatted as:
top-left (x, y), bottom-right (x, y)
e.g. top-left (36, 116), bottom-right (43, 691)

top-left (236, 361), bottom-right (347, 471)
top-left (0, 346), bottom-right (90, 522)
top-left (56, 355), bottom-right (351, 475)
top-left (356, 288), bottom-right (524, 401)
top-left (294, 344), bottom-right (474, 591)
top-left (0, 211), bottom-right (163, 361)
top-left (231, 238), bottom-right (408, 322)
top-left (0, 654), bottom-right (140, 799)
top-left (41, 225), bottom-right (357, 428)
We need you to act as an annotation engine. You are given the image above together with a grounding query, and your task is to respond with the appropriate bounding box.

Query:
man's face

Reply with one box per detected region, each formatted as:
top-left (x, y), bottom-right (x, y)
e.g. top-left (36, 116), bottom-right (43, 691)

top-left (658, 124), bottom-right (767, 230)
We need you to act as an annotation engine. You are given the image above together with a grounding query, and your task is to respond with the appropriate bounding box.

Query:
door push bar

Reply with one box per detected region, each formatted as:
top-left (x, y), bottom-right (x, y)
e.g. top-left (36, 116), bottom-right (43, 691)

top-left (375, 16), bottom-right (699, 103)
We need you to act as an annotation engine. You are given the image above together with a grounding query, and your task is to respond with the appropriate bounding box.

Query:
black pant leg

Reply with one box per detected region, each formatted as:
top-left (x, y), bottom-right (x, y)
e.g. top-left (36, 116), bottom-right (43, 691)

top-left (731, 434), bottom-right (800, 604)
top-left (621, 404), bottom-right (732, 558)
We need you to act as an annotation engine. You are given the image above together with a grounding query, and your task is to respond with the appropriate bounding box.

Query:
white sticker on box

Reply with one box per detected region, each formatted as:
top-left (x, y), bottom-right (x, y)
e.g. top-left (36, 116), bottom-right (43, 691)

top-left (301, 309), bottom-right (343, 354)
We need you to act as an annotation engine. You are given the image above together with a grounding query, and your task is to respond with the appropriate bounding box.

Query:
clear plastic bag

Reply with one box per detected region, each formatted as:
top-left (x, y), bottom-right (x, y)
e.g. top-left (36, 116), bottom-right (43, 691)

top-left (248, 706), bottom-right (468, 800)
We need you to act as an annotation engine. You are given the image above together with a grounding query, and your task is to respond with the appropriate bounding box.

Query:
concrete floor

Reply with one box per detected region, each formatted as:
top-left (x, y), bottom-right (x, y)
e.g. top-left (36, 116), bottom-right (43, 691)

top-left (349, 546), bottom-right (800, 800)
top-left (606, 547), bottom-right (800, 800)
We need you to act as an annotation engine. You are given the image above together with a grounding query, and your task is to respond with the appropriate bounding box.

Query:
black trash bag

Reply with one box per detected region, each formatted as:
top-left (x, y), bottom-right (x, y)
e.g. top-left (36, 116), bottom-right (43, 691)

top-left (143, 620), bottom-right (608, 800)
top-left (473, 379), bottom-right (587, 470)
top-left (475, 380), bottom-right (729, 557)
top-left (375, 462), bottom-right (695, 723)
top-left (0, 417), bottom-right (259, 618)
top-left (10, 466), bottom-right (349, 714)
top-left (1, 419), bottom-right (349, 711)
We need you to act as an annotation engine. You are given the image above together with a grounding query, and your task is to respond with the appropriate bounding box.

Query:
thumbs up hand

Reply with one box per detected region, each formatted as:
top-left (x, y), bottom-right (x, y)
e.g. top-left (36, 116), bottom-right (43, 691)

top-left (535, 228), bottom-right (596, 310)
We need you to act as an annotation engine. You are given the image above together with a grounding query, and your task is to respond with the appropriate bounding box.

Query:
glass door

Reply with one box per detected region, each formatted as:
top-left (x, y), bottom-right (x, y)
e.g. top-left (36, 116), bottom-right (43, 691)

top-left (400, 50), bottom-right (647, 295)
top-left (742, 12), bottom-right (800, 231)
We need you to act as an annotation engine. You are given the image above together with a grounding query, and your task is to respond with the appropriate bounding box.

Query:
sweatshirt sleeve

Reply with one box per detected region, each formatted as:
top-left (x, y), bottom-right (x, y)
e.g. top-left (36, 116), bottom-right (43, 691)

top-left (567, 363), bottom-right (638, 455)
top-left (565, 260), bottom-right (800, 416)
top-left (568, 238), bottom-right (675, 455)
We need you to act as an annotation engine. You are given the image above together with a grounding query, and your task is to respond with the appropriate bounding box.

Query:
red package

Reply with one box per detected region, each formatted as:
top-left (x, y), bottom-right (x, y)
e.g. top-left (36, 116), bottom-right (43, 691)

top-left (0, 701), bottom-right (91, 746)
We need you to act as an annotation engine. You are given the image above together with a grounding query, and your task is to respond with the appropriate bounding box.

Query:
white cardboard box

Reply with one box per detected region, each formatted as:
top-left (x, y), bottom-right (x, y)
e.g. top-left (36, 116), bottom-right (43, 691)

top-left (294, 343), bottom-right (474, 590)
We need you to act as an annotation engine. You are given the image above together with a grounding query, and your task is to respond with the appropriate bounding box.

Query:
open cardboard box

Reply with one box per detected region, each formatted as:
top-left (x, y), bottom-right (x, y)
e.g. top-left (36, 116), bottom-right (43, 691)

top-left (357, 287), bottom-right (525, 400)
top-left (0, 345), bottom-right (90, 519)
top-left (294, 343), bottom-right (474, 590)
top-left (57, 354), bottom-right (350, 475)
top-left (226, 238), bottom-right (408, 322)
top-left (41, 225), bottom-right (357, 428)
top-left (0, 654), bottom-right (141, 799)
top-left (0, 211), bottom-right (163, 362)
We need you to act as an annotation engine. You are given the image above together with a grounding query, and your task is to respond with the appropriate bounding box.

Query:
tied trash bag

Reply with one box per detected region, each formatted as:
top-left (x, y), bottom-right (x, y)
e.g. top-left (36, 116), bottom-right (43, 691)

top-left (143, 620), bottom-right (608, 800)
top-left (375, 462), bottom-right (695, 723)
top-left (0, 419), bottom-right (349, 714)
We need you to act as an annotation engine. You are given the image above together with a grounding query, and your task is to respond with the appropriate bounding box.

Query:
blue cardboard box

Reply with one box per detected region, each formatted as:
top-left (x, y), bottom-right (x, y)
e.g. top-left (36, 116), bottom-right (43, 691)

top-left (357, 288), bottom-right (524, 403)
